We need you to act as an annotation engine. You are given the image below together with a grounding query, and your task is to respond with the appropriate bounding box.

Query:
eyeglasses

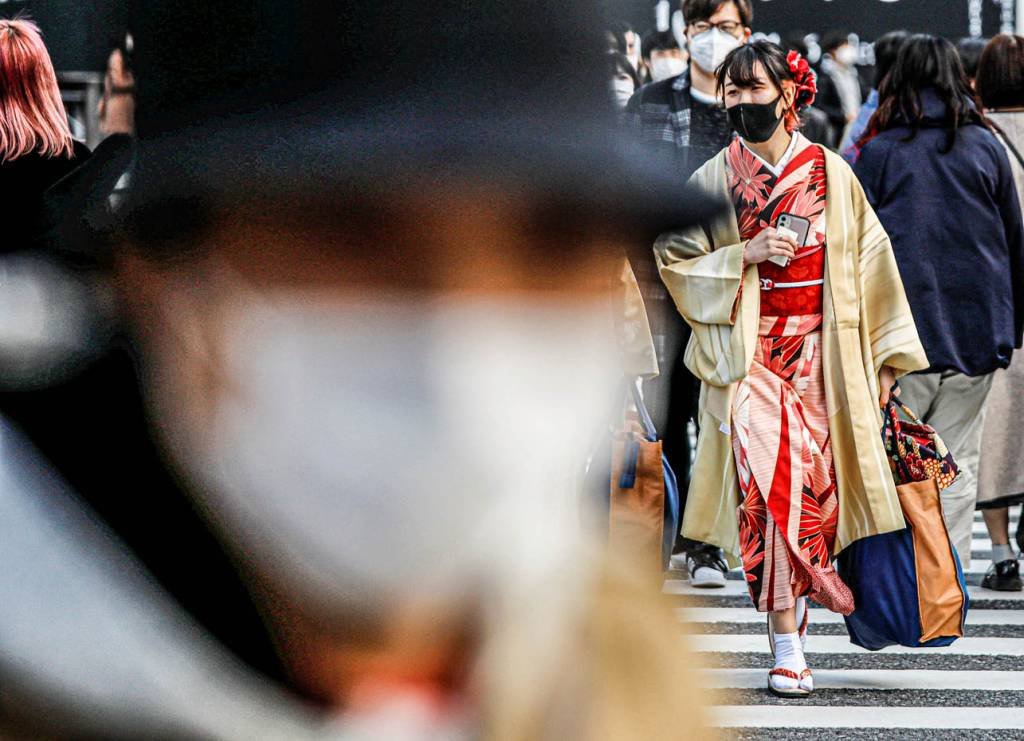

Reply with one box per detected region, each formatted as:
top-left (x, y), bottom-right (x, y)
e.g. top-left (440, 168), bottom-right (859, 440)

top-left (688, 20), bottom-right (743, 36)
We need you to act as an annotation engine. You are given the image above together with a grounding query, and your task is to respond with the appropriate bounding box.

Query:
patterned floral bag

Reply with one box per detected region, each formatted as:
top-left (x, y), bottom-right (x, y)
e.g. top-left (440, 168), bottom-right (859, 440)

top-left (881, 390), bottom-right (960, 490)
top-left (838, 386), bottom-right (968, 650)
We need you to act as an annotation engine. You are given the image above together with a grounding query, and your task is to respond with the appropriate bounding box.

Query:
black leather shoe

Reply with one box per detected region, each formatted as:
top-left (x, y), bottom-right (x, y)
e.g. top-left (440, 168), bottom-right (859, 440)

top-left (981, 559), bottom-right (1023, 592)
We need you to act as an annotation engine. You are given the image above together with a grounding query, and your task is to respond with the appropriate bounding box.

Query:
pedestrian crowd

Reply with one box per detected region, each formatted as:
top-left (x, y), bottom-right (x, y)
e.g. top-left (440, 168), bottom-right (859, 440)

top-left (609, 0), bottom-right (1024, 699)
top-left (0, 0), bottom-right (1021, 736)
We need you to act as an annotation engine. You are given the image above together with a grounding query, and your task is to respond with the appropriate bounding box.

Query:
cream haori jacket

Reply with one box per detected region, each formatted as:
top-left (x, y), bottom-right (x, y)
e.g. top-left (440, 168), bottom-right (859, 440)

top-left (655, 147), bottom-right (929, 563)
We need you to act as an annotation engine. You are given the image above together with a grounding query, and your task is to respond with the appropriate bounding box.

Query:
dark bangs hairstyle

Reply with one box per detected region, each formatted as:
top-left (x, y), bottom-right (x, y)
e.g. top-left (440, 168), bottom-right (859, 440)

top-left (607, 50), bottom-right (640, 89)
top-left (715, 41), bottom-right (806, 133)
top-left (858, 34), bottom-right (987, 154)
top-left (977, 34), bottom-right (1024, 110)
top-left (682, 0), bottom-right (753, 27)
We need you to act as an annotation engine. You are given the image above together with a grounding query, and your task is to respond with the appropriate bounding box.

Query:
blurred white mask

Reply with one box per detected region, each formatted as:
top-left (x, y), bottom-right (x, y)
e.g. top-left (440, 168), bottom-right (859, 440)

top-left (147, 279), bottom-right (618, 615)
top-left (650, 56), bottom-right (686, 82)
top-left (611, 77), bottom-right (635, 108)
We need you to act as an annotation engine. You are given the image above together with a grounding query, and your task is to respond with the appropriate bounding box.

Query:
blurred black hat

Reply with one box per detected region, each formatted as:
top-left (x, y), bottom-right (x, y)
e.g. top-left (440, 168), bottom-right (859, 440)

top-left (116, 0), bottom-right (721, 236)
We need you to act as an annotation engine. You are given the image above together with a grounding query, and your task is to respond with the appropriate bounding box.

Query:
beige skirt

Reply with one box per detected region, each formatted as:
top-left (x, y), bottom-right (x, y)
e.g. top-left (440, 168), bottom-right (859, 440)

top-left (977, 352), bottom-right (1024, 509)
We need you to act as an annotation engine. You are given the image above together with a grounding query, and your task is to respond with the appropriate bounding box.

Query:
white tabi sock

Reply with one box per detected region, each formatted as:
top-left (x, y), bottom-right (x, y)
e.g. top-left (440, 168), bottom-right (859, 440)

top-left (772, 631), bottom-right (806, 674)
top-left (770, 630), bottom-right (811, 691)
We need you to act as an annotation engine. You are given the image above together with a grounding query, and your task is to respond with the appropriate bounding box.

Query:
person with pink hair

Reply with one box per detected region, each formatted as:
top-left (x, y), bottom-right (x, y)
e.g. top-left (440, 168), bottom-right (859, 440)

top-left (0, 17), bottom-right (88, 254)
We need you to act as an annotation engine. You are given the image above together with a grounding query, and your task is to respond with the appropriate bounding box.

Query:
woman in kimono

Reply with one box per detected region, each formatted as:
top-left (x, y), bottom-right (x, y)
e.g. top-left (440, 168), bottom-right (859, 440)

top-left (654, 41), bottom-right (928, 696)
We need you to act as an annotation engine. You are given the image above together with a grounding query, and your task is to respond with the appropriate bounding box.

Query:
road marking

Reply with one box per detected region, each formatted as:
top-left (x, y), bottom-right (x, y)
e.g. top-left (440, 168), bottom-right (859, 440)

top-left (699, 668), bottom-right (1024, 690)
top-left (662, 579), bottom-right (1024, 601)
top-left (708, 705), bottom-right (1024, 729)
top-left (695, 634), bottom-right (1024, 656)
top-left (676, 607), bottom-right (1024, 625)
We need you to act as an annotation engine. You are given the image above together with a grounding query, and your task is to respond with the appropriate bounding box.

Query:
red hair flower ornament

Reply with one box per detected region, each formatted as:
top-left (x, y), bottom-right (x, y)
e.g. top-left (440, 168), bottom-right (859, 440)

top-left (787, 50), bottom-right (817, 109)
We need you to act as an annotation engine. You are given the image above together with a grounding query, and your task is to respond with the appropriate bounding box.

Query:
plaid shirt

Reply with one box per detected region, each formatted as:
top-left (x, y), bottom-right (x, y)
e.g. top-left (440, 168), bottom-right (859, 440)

top-left (625, 68), bottom-right (708, 183)
top-left (624, 69), bottom-right (732, 307)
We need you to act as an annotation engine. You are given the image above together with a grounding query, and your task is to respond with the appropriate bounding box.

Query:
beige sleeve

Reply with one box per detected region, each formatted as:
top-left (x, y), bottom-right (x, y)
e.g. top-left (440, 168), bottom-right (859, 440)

top-left (852, 177), bottom-right (930, 378)
top-left (616, 260), bottom-right (659, 379)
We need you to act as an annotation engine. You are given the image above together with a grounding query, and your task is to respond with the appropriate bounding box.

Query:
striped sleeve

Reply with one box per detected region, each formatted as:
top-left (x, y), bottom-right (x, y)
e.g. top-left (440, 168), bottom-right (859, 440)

top-left (851, 175), bottom-right (930, 377)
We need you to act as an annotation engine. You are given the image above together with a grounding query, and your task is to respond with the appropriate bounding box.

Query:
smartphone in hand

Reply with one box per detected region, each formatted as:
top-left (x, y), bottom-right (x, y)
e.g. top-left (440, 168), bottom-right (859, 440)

top-left (769, 213), bottom-right (811, 267)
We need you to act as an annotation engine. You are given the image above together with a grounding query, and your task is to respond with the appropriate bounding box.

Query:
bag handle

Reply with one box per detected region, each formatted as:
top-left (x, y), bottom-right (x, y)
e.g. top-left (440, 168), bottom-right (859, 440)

top-left (990, 119), bottom-right (1024, 172)
top-left (627, 377), bottom-right (659, 442)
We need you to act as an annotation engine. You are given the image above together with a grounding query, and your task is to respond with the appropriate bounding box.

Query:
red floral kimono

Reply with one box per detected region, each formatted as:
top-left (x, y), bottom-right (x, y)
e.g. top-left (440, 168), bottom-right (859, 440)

top-left (727, 135), bottom-right (854, 615)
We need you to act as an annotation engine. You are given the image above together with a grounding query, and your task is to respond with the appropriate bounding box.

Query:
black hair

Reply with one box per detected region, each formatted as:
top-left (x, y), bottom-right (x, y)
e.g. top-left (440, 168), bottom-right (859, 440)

top-left (820, 30), bottom-right (852, 56)
top-left (607, 50), bottom-right (640, 89)
top-left (872, 30), bottom-right (909, 89)
top-left (957, 36), bottom-right (988, 80)
top-left (642, 30), bottom-right (679, 60)
top-left (606, 20), bottom-right (634, 55)
top-left (862, 34), bottom-right (987, 154)
top-left (681, 0), bottom-right (752, 28)
top-left (716, 40), bottom-right (812, 106)
top-left (977, 34), bottom-right (1024, 110)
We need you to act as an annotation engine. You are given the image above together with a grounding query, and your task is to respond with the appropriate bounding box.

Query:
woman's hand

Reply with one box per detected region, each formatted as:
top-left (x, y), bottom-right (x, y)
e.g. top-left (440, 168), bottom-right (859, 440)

top-left (879, 365), bottom-right (899, 407)
top-left (743, 228), bottom-right (798, 265)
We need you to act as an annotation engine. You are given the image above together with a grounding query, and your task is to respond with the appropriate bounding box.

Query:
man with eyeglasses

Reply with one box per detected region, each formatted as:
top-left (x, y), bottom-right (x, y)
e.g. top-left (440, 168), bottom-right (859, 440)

top-left (625, 0), bottom-right (752, 589)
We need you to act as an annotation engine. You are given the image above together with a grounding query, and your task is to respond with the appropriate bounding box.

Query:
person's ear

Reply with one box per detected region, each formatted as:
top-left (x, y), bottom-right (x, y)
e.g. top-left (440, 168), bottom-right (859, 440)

top-left (782, 81), bottom-right (796, 110)
top-left (741, 28), bottom-right (752, 43)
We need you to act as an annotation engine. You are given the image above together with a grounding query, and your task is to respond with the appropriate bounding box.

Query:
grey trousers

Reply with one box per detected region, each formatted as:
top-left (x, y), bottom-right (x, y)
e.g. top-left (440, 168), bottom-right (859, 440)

top-left (898, 371), bottom-right (994, 569)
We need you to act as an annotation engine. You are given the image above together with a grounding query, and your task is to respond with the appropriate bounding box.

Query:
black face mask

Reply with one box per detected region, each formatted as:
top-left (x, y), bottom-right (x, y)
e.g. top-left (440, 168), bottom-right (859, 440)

top-left (727, 95), bottom-right (783, 143)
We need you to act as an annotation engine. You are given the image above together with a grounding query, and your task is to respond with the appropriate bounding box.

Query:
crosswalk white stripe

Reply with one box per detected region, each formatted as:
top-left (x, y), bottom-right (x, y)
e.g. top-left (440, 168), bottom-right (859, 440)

top-left (699, 668), bottom-right (1024, 690)
top-left (695, 634), bottom-right (1024, 655)
top-left (708, 705), bottom-right (1023, 729)
top-left (677, 505), bottom-right (1024, 730)
top-left (663, 579), bottom-right (1024, 601)
top-left (676, 607), bottom-right (1024, 625)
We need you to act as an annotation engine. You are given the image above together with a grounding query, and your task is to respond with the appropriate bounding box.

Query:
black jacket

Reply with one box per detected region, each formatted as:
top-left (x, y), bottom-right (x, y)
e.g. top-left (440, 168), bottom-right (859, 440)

top-left (0, 140), bottom-right (90, 254)
top-left (854, 89), bottom-right (1024, 376)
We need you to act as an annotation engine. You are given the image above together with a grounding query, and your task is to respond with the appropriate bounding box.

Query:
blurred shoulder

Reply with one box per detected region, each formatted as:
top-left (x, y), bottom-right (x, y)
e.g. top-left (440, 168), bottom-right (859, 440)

top-left (689, 148), bottom-right (728, 191)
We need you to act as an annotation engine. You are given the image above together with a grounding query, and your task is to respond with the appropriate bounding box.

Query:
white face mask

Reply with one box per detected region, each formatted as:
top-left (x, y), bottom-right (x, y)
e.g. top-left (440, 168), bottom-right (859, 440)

top-left (688, 27), bottom-right (741, 74)
top-left (836, 45), bottom-right (858, 67)
top-left (611, 77), bottom-right (635, 108)
top-left (650, 56), bottom-right (686, 82)
top-left (146, 281), bottom-right (619, 615)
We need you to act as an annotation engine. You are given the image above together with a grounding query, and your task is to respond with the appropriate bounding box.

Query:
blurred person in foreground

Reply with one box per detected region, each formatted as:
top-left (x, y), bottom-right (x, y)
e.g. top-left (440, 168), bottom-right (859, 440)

top-left (815, 31), bottom-right (865, 148)
top-left (840, 30), bottom-right (908, 163)
top-left (854, 35), bottom-right (1024, 569)
top-left (0, 18), bottom-right (89, 255)
top-left (626, 0), bottom-right (753, 590)
top-left (34, 29), bottom-right (138, 262)
top-left (655, 40), bottom-right (927, 697)
top-left (0, 1), bottom-right (720, 738)
top-left (643, 30), bottom-right (687, 83)
top-left (974, 33), bottom-right (1024, 590)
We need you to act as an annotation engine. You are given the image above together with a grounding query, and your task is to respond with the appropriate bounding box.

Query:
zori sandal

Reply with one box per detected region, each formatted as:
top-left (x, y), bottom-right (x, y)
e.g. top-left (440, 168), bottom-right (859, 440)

top-left (768, 667), bottom-right (813, 698)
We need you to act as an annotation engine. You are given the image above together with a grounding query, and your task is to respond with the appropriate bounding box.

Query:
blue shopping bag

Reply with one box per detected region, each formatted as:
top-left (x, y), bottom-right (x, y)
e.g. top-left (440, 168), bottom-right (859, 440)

top-left (838, 479), bottom-right (969, 650)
